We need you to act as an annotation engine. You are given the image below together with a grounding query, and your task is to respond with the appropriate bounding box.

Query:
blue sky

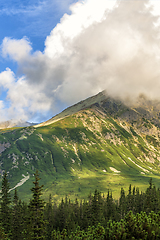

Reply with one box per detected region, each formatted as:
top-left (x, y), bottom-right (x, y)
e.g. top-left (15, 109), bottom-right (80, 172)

top-left (1, 0), bottom-right (160, 123)
top-left (0, 0), bottom-right (77, 68)
top-left (0, 0), bottom-right (77, 122)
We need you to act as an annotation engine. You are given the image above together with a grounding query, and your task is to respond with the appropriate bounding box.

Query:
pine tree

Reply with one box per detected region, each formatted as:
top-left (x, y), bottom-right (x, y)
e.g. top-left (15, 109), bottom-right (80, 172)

top-left (0, 224), bottom-right (9, 240)
top-left (56, 198), bottom-right (65, 231)
top-left (11, 189), bottom-right (23, 240)
top-left (119, 187), bottom-right (126, 219)
top-left (105, 190), bottom-right (116, 222)
top-left (29, 170), bottom-right (45, 240)
top-left (91, 189), bottom-right (104, 226)
top-left (44, 194), bottom-right (54, 240)
top-left (126, 184), bottom-right (133, 212)
top-left (0, 171), bottom-right (11, 236)
top-left (20, 201), bottom-right (31, 240)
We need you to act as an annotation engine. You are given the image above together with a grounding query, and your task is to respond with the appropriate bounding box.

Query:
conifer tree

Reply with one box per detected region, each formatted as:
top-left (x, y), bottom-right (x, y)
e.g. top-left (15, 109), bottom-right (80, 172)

top-left (11, 189), bottom-right (23, 240)
top-left (0, 171), bottom-right (11, 236)
top-left (56, 198), bottom-right (65, 231)
top-left (20, 201), bottom-right (31, 240)
top-left (29, 170), bottom-right (45, 240)
top-left (0, 224), bottom-right (9, 240)
top-left (44, 194), bottom-right (54, 240)
top-left (119, 187), bottom-right (126, 219)
top-left (91, 189), bottom-right (104, 226)
top-left (126, 184), bottom-right (133, 212)
top-left (105, 190), bottom-right (116, 222)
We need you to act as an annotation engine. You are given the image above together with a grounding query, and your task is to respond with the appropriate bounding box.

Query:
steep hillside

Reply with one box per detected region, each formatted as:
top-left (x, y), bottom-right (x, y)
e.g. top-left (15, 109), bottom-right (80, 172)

top-left (35, 90), bottom-right (107, 127)
top-left (1, 91), bottom-right (160, 202)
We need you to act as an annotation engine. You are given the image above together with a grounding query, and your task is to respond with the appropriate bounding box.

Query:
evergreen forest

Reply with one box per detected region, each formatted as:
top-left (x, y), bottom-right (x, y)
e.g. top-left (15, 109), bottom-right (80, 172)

top-left (1, 171), bottom-right (160, 239)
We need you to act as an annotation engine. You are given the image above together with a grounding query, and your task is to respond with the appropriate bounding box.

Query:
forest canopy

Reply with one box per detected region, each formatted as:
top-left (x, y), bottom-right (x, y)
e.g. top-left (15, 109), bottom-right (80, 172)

top-left (0, 172), bottom-right (160, 239)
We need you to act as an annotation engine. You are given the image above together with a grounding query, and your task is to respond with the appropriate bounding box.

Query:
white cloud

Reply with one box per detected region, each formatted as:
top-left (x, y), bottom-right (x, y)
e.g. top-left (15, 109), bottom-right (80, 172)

top-left (1, 37), bottom-right (32, 62)
top-left (0, 101), bottom-right (6, 122)
top-left (42, 0), bottom-right (160, 102)
top-left (44, 0), bottom-right (116, 57)
top-left (0, 68), bottom-right (51, 121)
top-left (0, 68), bottom-right (15, 89)
top-left (1, 0), bottom-right (160, 122)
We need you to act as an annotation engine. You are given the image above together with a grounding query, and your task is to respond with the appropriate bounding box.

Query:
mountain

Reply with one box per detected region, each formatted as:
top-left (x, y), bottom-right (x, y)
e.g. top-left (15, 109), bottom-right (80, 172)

top-left (1, 91), bottom-right (160, 202)
top-left (0, 119), bottom-right (36, 129)
top-left (35, 90), bottom-right (108, 127)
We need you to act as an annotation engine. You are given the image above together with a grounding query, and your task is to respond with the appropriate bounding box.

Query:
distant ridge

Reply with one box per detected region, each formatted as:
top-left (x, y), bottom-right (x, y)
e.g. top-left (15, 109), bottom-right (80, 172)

top-left (0, 119), bottom-right (36, 129)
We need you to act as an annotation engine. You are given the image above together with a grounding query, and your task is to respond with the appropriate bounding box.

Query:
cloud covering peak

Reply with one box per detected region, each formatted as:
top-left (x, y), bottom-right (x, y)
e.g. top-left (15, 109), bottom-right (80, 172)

top-left (1, 0), bottom-right (160, 122)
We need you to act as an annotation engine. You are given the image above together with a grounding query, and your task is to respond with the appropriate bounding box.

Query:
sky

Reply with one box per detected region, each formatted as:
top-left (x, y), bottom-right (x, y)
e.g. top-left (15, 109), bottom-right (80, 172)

top-left (1, 0), bottom-right (160, 123)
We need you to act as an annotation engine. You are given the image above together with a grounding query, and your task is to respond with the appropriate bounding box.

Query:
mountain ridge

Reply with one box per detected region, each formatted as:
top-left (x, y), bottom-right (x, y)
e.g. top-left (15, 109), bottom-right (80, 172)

top-left (1, 91), bottom-right (160, 201)
top-left (35, 90), bottom-right (160, 130)
top-left (0, 119), bottom-right (37, 129)
top-left (35, 90), bottom-right (108, 127)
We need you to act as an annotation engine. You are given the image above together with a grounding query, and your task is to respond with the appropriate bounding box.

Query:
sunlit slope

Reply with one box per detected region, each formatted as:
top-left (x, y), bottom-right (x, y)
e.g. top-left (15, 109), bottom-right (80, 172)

top-left (1, 94), bottom-right (160, 201)
top-left (35, 90), bottom-right (107, 127)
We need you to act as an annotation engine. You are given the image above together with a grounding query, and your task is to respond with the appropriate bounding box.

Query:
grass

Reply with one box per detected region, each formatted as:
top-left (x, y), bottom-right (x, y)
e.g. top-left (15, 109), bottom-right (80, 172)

top-left (0, 109), bottom-right (160, 203)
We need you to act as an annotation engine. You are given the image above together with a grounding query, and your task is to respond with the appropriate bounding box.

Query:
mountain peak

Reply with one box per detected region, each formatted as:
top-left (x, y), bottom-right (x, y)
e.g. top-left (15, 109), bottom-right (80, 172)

top-left (1, 91), bottom-right (160, 202)
top-left (35, 90), bottom-right (108, 127)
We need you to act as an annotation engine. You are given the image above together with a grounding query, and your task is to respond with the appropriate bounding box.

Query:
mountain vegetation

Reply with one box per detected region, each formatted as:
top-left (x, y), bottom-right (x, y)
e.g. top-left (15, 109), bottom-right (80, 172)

top-left (0, 91), bottom-right (160, 202)
top-left (1, 172), bottom-right (160, 239)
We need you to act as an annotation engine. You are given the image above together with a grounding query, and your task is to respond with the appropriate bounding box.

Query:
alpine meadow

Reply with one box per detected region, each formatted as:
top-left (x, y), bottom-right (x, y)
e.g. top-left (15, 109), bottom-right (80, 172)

top-left (1, 91), bottom-right (160, 202)
top-left (1, 91), bottom-right (160, 239)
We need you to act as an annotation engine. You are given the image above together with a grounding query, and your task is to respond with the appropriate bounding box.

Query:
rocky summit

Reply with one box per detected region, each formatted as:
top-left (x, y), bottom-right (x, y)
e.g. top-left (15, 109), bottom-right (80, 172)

top-left (1, 91), bottom-right (160, 201)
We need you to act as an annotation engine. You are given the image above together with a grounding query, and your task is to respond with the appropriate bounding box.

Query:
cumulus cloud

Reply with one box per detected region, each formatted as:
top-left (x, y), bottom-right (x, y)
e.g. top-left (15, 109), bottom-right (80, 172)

top-left (0, 68), bottom-right (51, 121)
top-left (44, 0), bottom-right (116, 57)
top-left (1, 37), bottom-right (32, 62)
top-left (1, 0), bottom-right (160, 122)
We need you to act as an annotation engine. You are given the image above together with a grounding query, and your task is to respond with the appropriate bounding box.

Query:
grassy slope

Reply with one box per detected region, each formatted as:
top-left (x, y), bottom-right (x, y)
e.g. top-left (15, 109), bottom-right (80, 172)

top-left (1, 104), bottom-right (160, 202)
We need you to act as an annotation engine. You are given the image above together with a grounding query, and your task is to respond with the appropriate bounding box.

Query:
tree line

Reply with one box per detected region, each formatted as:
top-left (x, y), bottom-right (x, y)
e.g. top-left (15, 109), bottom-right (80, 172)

top-left (1, 171), bottom-right (160, 239)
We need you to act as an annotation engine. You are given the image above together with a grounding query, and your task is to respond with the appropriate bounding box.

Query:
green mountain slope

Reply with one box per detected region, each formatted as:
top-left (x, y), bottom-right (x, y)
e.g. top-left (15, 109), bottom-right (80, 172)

top-left (1, 91), bottom-right (160, 201)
